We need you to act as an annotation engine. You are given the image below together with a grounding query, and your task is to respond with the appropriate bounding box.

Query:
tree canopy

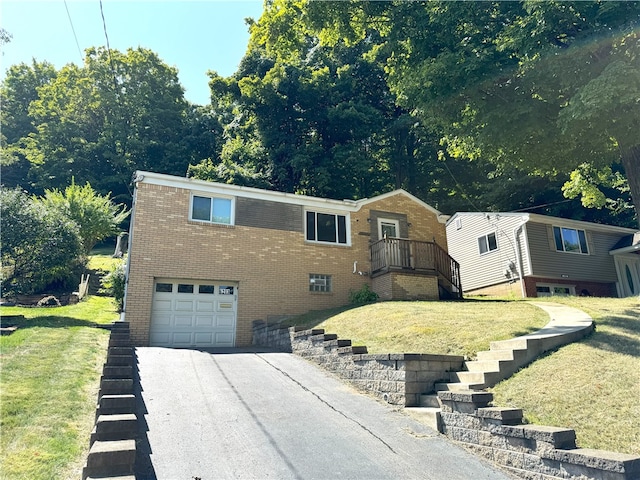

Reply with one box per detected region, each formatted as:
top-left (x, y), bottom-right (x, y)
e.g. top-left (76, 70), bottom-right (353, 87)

top-left (1, 2), bottom-right (637, 228)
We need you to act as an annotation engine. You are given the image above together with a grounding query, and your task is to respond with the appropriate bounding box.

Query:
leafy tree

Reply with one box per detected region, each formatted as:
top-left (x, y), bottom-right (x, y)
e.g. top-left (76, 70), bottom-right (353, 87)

top-left (38, 180), bottom-right (129, 254)
top-left (5, 47), bottom-right (190, 201)
top-left (1, 188), bottom-right (84, 295)
top-left (0, 61), bottom-right (57, 187)
top-left (300, 0), bottom-right (640, 226)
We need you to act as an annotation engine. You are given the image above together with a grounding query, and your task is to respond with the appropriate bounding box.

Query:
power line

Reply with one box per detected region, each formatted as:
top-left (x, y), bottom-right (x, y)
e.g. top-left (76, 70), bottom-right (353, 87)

top-left (63, 0), bottom-right (83, 62)
top-left (440, 157), bottom-right (483, 212)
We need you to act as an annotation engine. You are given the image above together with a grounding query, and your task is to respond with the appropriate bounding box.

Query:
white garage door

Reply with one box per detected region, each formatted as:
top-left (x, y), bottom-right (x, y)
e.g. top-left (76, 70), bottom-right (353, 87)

top-left (150, 279), bottom-right (238, 348)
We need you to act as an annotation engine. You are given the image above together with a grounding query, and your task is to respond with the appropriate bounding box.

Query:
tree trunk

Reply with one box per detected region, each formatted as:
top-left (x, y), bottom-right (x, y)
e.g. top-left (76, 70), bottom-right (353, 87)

top-left (619, 143), bottom-right (640, 230)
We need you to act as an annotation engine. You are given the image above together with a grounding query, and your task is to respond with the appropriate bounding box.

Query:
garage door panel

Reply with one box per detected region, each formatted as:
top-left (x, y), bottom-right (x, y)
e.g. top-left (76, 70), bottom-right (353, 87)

top-left (151, 279), bottom-right (237, 348)
top-left (153, 313), bottom-right (172, 327)
top-left (196, 301), bottom-right (215, 312)
top-left (171, 332), bottom-right (193, 345)
top-left (174, 315), bottom-right (194, 327)
top-left (154, 299), bottom-right (173, 312)
top-left (216, 314), bottom-right (235, 327)
top-left (215, 332), bottom-right (234, 346)
top-left (195, 315), bottom-right (214, 327)
top-left (175, 300), bottom-right (195, 311)
top-left (150, 332), bottom-right (172, 345)
top-left (194, 332), bottom-right (214, 345)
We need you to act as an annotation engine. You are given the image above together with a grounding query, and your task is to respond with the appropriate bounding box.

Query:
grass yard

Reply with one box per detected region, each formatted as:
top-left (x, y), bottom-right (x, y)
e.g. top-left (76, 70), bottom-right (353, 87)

top-left (287, 296), bottom-right (639, 455)
top-left (0, 296), bottom-right (117, 480)
top-left (287, 299), bottom-right (549, 358)
top-left (490, 297), bottom-right (640, 456)
top-left (87, 246), bottom-right (123, 273)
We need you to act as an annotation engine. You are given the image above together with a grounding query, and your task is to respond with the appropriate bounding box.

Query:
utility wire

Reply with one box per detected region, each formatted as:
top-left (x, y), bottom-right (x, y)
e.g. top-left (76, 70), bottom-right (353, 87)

top-left (440, 157), bottom-right (483, 212)
top-left (64, 0), bottom-right (83, 62)
top-left (511, 199), bottom-right (574, 212)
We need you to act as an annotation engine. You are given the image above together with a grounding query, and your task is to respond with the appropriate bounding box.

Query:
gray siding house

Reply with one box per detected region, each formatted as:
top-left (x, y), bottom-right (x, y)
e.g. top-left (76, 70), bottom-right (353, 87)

top-left (446, 212), bottom-right (640, 298)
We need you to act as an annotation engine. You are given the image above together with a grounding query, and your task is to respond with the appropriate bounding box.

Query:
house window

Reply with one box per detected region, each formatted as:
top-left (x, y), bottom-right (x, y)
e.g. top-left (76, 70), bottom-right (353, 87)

top-left (553, 226), bottom-right (588, 254)
top-left (536, 284), bottom-right (574, 297)
top-left (309, 274), bottom-right (332, 293)
top-left (191, 195), bottom-right (233, 225)
top-left (478, 232), bottom-right (498, 255)
top-left (306, 211), bottom-right (348, 245)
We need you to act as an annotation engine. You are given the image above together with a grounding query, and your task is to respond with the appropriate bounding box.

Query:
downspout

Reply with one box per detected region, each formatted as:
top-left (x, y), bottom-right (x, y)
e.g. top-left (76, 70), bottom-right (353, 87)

top-left (121, 173), bottom-right (141, 318)
top-left (513, 218), bottom-right (528, 298)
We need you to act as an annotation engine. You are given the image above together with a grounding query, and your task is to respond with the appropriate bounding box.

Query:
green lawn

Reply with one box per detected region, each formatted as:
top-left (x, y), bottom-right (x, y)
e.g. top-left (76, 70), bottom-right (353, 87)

top-left (0, 296), bottom-right (117, 480)
top-left (287, 299), bottom-right (549, 358)
top-left (288, 296), bottom-right (639, 456)
top-left (491, 296), bottom-right (640, 456)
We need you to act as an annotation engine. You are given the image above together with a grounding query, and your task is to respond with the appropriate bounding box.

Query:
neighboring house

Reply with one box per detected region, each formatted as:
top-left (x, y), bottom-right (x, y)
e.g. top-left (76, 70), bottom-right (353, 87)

top-left (446, 212), bottom-right (640, 299)
top-left (123, 171), bottom-right (461, 348)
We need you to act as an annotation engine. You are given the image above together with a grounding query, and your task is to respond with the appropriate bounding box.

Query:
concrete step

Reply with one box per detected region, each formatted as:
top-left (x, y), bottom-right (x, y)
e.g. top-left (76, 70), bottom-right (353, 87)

top-left (434, 382), bottom-right (484, 392)
top-left (86, 476), bottom-right (136, 480)
top-left (490, 337), bottom-right (529, 351)
top-left (450, 370), bottom-right (504, 388)
top-left (404, 407), bottom-right (443, 433)
top-left (476, 348), bottom-right (527, 362)
top-left (82, 439), bottom-right (136, 480)
top-left (464, 359), bottom-right (504, 372)
top-left (419, 394), bottom-right (441, 408)
top-left (90, 414), bottom-right (137, 445)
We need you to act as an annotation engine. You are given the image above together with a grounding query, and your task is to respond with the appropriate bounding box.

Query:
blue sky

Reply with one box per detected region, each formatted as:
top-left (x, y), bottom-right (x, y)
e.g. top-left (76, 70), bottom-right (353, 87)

top-left (0, 1), bottom-right (264, 105)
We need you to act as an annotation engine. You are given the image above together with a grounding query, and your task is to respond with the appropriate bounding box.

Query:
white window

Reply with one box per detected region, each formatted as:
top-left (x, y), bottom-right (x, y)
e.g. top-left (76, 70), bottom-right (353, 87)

top-left (309, 274), bottom-right (332, 293)
top-left (191, 195), bottom-right (234, 225)
top-left (378, 218), bottom-right (400, 239)
top-left (553, 226), bottom-right (588, 254)
top-left (478, 232), bottom-right (498, 255)
top-left (306, 211), bottom-right (348, 245)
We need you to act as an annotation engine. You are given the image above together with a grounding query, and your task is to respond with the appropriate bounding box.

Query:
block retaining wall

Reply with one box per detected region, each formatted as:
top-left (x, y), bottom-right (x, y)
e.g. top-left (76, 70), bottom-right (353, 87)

top-left (253, 322), bottom-right (640, 480)
top-left (437, 391), bottom-right (640, 480)
top-left (252, 321), bottom-right (463, 407)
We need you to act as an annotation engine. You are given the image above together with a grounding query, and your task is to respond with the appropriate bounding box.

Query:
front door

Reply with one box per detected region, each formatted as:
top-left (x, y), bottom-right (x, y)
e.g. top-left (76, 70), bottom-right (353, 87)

top-left (615, 255), bottom-right (640, 297)
top-left (377, 218), bottom-right (410, 267)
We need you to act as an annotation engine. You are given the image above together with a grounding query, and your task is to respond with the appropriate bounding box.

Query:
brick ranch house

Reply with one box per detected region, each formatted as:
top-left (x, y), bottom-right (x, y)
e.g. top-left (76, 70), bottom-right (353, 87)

top-left (123, 171), bottom-right (462, 348)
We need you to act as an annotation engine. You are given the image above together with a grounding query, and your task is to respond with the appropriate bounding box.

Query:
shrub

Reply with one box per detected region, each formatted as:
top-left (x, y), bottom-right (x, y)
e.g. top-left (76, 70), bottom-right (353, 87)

top-left (348, 283), bottom-right (378, 304)
top-left (39, 180), bottom-right (129, 254)
top-left (100, 260), bottom-right (126, 312)
top-left (1, 187), bottom-right (85, 295)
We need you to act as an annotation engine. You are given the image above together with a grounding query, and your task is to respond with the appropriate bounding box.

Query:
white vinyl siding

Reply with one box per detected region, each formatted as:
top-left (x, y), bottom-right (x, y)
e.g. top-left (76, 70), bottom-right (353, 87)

top-left (446, 214), bottom-right (530, 292)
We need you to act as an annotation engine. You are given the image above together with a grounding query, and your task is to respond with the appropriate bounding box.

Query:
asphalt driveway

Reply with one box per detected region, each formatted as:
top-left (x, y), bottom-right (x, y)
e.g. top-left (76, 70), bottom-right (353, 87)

top-left (134, 347), bottom-right (510, 480)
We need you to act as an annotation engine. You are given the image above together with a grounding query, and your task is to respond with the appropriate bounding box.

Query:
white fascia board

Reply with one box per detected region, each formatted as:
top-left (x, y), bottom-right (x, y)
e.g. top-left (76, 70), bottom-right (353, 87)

top-left (527, 213), bottom-right (637, 234)
top-left (357, 189), bottom-right (447, 222)
top-left (135, 171), bottom-right (357, 212)
top-left (446, 212), bottom-right (531, 227)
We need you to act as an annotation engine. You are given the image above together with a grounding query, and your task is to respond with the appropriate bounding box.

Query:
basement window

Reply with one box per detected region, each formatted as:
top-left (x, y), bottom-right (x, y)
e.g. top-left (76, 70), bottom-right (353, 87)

top-left (309, 274), bottom-right (332, 293)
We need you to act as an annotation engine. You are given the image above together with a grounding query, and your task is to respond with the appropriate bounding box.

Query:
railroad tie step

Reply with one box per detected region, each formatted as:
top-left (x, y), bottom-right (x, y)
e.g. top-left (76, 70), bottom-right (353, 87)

top-left (99, 378), bottom-right (134, 397)
top-left (96, 394), bottom-right (136, 420)
top-left (82, 439), bottom-right (136, 480)
top-left (90, 414), bottom-right (138, 445)
top-left (102, 365), bottom-right (133, 379)
top-left (106, 354), bottom-right (134, 366)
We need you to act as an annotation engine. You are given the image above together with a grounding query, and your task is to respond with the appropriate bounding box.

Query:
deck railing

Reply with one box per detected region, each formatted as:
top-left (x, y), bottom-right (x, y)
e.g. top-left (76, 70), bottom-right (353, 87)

top-left (370, 238), bottom-right (463, 298)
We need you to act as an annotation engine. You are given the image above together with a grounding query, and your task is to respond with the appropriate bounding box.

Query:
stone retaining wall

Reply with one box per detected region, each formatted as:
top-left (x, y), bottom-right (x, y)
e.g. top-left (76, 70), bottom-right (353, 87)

top-left (252, 321), bottom-right (463, 406)
top-left (437, 390), bottom-right (640, 480)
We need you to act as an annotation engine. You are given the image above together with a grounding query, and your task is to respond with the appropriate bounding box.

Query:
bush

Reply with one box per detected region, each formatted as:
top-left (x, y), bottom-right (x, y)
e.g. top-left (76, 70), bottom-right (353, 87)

top-left (348, 283), bottom-right (378, 304)
top-left (1, 187), bottom-right (85, 295)
top-left (100, 260), bottom-right (126, 312)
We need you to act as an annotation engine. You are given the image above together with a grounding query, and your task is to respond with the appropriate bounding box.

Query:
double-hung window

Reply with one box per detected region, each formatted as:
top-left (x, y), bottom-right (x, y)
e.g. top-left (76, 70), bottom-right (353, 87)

top-left (478, 232), bottom-right (498, 255)
top-left (191, 195), bottom-right (234, 225)
top-left (306, 211), bottom-right (348, 245)
top-left (553, 226), bottom-right (588, 254)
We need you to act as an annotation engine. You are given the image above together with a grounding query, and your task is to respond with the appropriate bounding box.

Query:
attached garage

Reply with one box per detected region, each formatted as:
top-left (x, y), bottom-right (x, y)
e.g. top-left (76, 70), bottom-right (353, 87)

top-left (150, 279), bottom-right (238, 348)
